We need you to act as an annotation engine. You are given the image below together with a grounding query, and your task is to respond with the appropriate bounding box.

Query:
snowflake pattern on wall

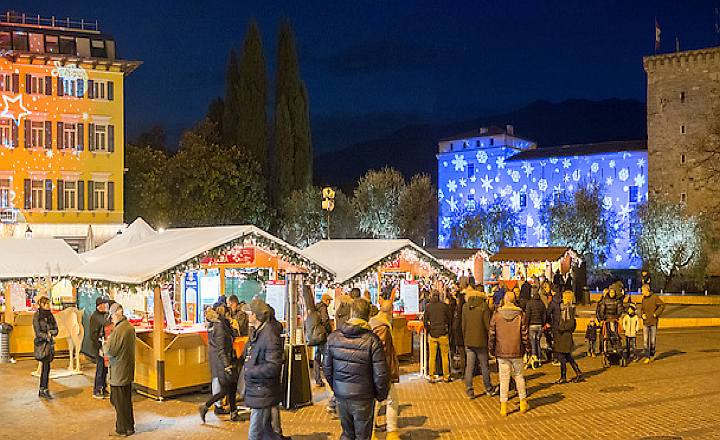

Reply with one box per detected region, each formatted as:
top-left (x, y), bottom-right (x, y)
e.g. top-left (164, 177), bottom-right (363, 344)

top-left (438, 145), bottom-right (648, 269)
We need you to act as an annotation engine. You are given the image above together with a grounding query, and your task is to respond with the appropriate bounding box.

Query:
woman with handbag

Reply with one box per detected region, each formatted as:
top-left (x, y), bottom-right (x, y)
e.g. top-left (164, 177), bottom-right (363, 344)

top-left (33, 296), bottom-right (58, 399)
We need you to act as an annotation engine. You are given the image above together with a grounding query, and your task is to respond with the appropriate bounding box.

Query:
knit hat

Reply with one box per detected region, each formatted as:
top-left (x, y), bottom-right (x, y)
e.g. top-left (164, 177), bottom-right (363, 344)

top-left (249, 299), bottom-right (270, 323)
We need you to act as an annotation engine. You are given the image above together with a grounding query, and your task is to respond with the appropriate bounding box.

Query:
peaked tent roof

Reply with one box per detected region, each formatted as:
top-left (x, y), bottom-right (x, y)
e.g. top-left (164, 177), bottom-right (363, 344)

top-left (489, 246), bottom-right (571, 263)
top-left (81, 217), bottom-right (157, 262)
top-left (302, 239), bottom-right (453, 284)
top-left (72, 225), bottom-right (334, 284)
top-left (0, 239), bottom-right (84, 278)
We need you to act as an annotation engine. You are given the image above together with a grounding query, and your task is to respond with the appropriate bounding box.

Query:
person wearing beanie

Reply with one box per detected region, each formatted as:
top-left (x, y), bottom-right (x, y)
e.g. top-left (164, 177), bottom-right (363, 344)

top-left (621, 304), bottom-right (641, 363)
top-left (462, 286), bottom-right (497, 399)
top-left (90, 296), bottom-right (109, 399)
top-left (369, 298), bottom-right (400, 440)
top-left (489, 291), bottom-right (530, 416)
top-left (241, 299), bottom-right (286, 440)
top-left (103, 303), bottom-right (136, 437)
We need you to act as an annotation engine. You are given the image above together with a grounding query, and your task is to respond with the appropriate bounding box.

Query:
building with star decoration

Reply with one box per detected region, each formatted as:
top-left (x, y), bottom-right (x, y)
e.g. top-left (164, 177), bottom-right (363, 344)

top-left (0, 12), bottom-right (140, 249)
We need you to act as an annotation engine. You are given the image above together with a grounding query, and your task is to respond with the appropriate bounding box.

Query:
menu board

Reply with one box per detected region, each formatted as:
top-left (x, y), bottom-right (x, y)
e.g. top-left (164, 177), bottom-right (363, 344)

top-left (265, 280), bottom-right (287, 322)
top-left (400, 280), bottom-right (420, 314)
top-left (161, 286), bottom-right (177, 330)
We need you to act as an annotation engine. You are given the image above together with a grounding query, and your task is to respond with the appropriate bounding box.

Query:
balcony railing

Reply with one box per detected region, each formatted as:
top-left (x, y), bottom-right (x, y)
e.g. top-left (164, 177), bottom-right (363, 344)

top-left (1, 12), bottom-right (99, 32)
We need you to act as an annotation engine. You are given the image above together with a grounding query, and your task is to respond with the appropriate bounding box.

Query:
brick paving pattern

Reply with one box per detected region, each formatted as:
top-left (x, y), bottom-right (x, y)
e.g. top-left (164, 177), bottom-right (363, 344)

top-left (1, 328), bottom-right (719, 439)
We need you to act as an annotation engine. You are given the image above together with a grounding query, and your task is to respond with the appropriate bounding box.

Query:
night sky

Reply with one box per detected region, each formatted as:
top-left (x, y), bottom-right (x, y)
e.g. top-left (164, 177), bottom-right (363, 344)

top-left (9, 1), bottom-right (720, 150)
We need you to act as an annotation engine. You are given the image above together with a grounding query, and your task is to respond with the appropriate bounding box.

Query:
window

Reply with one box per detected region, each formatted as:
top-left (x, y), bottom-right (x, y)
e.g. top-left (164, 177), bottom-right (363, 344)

top-left (0, 119), bottom-right (11, 147)
top-left (0, 32), bottom-right (11, 50)
top-left (93, 181), bottom-right (106, 210)
top-left (59, 37), bottom-right (76, 55)
top-left (30, 121), bottom-right (45, 148)
top-left (27, 75), bottom-right (44, 94)
top-left (63, 123), bottom-right (77, 149)
top-left (92, 80), bottom-right (107, 99)
top-left (629, 186), bottom-right (639, 203)
top-left (680, 91), bottom-right (686, 103)
top-left (681, 125), bottom-right (686, 134)
top-left (63, 181), bottom-right (77, 210)
top-left (90, 39), bottom-right (107, 58)
top-left (475, 140), bottom-right (480, 147)
top-left (449, 142), bottom-right (453, 151)
top-left (520, 193), bottom-right (527, 208)
top-left (680, 193), bottom-right (687, 204)
top-left (62, 78), bottom-right (81, 97)
top-left (45, 35), bottom-right (59, 53)
top-left (489, 138), bottom-right (495, 146)
top-left (94, 124), bottom-right (107, 151)
top-left (467, 163), bottom-right (474, 178)
top-left (0, 73), bottom-right (11, 92)
top-left (12, 32), bottom-right (28, 51)
top-left (0, 178), bottom-right (10, 208)
top-left (681, 154), bottom-right (686, 165)
top-left (31, 180), bottom-right (44, 209)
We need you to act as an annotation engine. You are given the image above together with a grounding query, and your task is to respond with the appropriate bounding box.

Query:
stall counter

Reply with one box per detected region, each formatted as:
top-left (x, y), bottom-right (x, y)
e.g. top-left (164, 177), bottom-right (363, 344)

top-left (9, 311), bottom-right (68, 356)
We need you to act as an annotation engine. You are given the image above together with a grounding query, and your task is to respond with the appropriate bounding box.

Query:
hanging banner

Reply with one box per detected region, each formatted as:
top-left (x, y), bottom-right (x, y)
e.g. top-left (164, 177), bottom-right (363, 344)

top-left (400, 280), bottom-right (420, 315)
top-left (265, 280), bottom-right (287, 322)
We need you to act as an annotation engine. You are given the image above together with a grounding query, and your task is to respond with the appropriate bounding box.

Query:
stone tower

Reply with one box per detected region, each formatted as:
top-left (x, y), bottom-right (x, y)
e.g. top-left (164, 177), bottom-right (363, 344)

top-left (644, 46), bottom-right (720, 214)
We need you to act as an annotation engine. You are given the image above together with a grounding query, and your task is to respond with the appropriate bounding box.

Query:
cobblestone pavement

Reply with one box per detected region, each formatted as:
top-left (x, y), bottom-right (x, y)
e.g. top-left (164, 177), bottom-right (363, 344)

top-left (1, 328), bottom-right (719, 439)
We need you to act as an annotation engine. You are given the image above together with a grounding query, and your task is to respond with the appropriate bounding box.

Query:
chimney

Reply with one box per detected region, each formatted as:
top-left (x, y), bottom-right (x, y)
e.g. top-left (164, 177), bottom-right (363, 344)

top-left (506, 124), bottom-right (514, 135)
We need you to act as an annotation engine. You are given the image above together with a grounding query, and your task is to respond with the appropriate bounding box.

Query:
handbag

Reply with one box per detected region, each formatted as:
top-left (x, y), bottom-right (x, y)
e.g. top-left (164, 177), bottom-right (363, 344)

top-left (34, 338), bottom-right (54, 361)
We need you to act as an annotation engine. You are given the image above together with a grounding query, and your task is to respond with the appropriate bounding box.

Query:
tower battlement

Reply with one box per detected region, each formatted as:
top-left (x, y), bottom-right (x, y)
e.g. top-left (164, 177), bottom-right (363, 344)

top-left (643, 46), bottom-right (720, 72)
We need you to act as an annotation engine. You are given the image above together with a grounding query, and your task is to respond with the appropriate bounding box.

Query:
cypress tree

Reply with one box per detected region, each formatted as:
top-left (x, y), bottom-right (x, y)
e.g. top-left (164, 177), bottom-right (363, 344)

top-left (272, 20), bottom-right (312, 204)
top-left (222, 49), bottom-right (240, 147)
top-left (236, 20), bottom-right (268, 174)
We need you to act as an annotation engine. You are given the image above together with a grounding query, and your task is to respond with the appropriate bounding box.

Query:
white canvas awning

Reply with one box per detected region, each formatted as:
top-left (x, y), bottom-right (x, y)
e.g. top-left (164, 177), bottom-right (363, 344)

top-left (302, 239), bottom-right (452, 284)
top-left (72, 224), bottom-right (334, 284)
top-left (0, 238), bottom-right (84, 279)
top-left (81, 217), bottom-right (157, 262)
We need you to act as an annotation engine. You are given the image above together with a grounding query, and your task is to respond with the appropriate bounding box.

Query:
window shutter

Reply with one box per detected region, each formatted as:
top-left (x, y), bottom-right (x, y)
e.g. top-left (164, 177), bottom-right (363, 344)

top-left (44, 76), bottom-right (52, 95)
top-left (11, 73), bottom-right (19, 93)
top-left (24, 179), bottom-right (31, 209)
top-left (107, 181), bottom-right (115, 211)
top-left (87, 181), bottom-right (94, 211)
top-left (57, 180), bottom-right (64, 210)
top-left (108, 125), bottom-right (115, 152)
top-left (57, 76), bottom-right (64, 96)
top-left (57, 122), bottom-right (64, 149)
top-left (77, 123), bottom-right (84, 151)
top-left (44, 179), bottom-right (52, 210)
top-left (88, 124), bottom-right (95, 151)
top-left (44, 121), bottom-right (52, 149)
top-left (77, 181), bottom-right (84, 210)
top-left (87, 80), bottom-right (94, 99)
top-left (25, 74), bottom-right (31, 94)
top-left (108, 81), bottom-right (114, 101)
top-left (24, 120), bottom-right (30, 148)
top-left (11, 123), bottom-right (18, 148)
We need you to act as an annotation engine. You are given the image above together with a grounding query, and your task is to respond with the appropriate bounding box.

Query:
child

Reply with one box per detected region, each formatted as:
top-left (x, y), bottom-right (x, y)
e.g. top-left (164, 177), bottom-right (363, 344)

top-left (621, 304), bottom-right (641, 363)
top-left (585, 318), bottom-right (598, 357)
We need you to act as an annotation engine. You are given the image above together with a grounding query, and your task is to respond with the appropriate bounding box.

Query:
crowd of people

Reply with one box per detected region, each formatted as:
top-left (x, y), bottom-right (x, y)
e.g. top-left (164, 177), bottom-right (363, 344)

top-left (29, 271), bottom-right (667, 439)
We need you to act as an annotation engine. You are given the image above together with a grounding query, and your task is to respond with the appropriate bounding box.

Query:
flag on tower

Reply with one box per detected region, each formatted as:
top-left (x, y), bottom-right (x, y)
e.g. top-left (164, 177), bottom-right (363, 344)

top-left (655, 18), bottom-right (661, 51)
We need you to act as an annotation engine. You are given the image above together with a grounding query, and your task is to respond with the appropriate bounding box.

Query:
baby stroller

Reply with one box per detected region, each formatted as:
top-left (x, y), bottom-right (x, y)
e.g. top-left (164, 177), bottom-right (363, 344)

top-left (600, 318), bottom-right (626, 367)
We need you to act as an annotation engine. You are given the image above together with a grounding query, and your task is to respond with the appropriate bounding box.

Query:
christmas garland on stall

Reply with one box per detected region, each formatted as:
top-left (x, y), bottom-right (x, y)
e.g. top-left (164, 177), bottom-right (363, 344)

top-left (343, 245), bottom-right (456, 286)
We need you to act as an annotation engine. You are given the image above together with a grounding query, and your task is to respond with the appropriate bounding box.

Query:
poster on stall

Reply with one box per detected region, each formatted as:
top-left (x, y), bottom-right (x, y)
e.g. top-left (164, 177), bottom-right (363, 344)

top-left (161, 287), bottom-right (178, 330)
top-left (183, 271), bottom-right (199, 322)
top-left (265, 280), bottom-right (287, 322)
top-left (400, 280), bottom-right (420, 315)
top-left (9, 282), bottom-right (27, 311)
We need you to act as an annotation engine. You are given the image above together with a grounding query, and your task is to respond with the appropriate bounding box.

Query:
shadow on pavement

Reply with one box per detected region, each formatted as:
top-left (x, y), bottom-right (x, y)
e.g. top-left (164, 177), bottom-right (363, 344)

top-left (526, 381), bottom-right (554, 396)
top-left (655, 349), bottom-right (686, 361)
top-left (292, 433), bottom-right (332, 440)
top-left (51, 387), bottom-right (83, 399)
top-left (399, 415), bottom-right (428, 428)
top-left (528, 392), bottom-right (564, 408)
top-left (400, 428), bottom-right (451, 439)
top-left (524, 372), bottom-right (547, 381)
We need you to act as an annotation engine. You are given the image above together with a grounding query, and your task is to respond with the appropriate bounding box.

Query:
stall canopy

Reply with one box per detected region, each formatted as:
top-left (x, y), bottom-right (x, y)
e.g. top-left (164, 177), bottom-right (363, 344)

top-left (72, 224), bottom-right (334, 284)
top-left (302, 239), bottom-right (452, 284)
top-left (81, 217), bottom-right (157, 262)
top-left (489, 246), bottom-right (571, 262)
top-left (0, 238), bottom-right (84, 279)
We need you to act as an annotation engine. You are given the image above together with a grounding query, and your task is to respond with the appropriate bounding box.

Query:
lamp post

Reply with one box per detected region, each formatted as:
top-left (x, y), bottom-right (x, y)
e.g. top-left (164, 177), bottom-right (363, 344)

top-left (321, 187), bottom-right (335, 239)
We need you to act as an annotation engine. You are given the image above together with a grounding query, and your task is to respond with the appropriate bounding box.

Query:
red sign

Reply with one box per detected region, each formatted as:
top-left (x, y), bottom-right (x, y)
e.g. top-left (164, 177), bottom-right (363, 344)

top-left (201, 247), bottom-right (255, 265)
top-left (385, 258), bottom-right (401, 269)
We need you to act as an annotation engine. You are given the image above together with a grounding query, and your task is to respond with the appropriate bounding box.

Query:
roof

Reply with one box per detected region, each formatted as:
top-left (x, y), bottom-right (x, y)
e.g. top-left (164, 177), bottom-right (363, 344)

top-left (81, 217), bottom-right (157, 262)
top-left (0, 238), bottom-right (83, 278)
top-left (302, 239), bottom-right (451, 284)
top-left (489, 247), bottom-right (571, 263)
top-left (440, 126), bottom-right (531, 142)
top-left (425, 248), bottom-right (488, 261)
top-left (507, 140), bottom-right (646, 161)
top-left (72, 225), bottom-right (333, 284)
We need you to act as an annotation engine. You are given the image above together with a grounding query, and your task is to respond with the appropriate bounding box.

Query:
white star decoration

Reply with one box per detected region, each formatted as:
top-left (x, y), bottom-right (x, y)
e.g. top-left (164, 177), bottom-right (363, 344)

top-left (1, 94), bottom-right (31, 125)
top-left (452, 154), bottom-right (468, 171)
top-left (476, 150), bottom-right (488, 164)
top-left (562, 158), bottom-right (572, 169)
top-left (480, 175), bottom-right (494, 192)
top-left (447, 180), bottom-right (457, 193)
top-left (618, 203), bottom-right (631, 219)
top-left (637, 158), bottom-right (645, 168)
top-left (521, 161), bottom-right (535, 177)
top-left (634, 174), bottom-right (645, 187)
top-left (469, 175), bottom-right (477, 183)
top-left (496, 156), bottom-right (506, 169)
top-left (618, 168), bottom-right (629, 182)
top-left (441, 217), bottom-right (451, 229)
top-left (447, 196), bottom-right (458, 212)
top-left (459, 177), bottom-right (467, 188)
top-left (606, 176), bottom-right (614, 186)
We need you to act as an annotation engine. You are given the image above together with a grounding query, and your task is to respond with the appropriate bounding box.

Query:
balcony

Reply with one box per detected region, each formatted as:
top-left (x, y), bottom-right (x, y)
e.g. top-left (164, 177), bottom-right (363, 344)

top-left (1, 11), bottom-right (99, 32)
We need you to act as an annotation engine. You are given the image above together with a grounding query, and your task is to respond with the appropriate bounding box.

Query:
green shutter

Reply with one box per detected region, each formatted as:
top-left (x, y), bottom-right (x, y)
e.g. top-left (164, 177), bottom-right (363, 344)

top-left (77, 181), bottom-right (84, 210)
top-left (57, 180), bottom-right (64, 210)
top-left (107, 181), bottom-right (114, 211)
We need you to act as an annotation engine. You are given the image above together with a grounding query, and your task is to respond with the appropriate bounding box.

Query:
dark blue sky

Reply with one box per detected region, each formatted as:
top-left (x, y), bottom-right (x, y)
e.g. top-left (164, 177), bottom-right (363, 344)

top-left (9, 1), bottom-right (720, 150)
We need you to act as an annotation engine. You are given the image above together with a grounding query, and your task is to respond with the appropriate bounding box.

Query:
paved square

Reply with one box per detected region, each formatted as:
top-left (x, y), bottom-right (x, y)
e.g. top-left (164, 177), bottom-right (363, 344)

top-left (1, 328), bottom-right (719, 439)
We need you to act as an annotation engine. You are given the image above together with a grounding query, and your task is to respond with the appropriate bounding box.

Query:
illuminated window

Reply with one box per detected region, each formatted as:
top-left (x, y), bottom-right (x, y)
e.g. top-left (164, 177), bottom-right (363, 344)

top-left (63, 123), bottom-right (77, 149)
top-left (45, 35), bottom-right (59, 53)
top-left (12, 32), bottom-right (28, 51)
top-left (0, 178), bottom-right (10, 208)
top-left (94, 124), bottom-right (107, 151)
top-left (63, 181), bottom-right (77, 210)
top-left (0, 73), bottom-right (11, 92)
top-left (62, 78), bottom-right (81, 97)
top-left (30, 121), bottom-right (45, 148)
top-left (0, 119), bottom-right (10, 147)
top-left (31, 180), bottom-right (44, 209)
top-left (93, 181), bottom-right (106, 210)
top-left (629, 186), bottom-right (638, 203)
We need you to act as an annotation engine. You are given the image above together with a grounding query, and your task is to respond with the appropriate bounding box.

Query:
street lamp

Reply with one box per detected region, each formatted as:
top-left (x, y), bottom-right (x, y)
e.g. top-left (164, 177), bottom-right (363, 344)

top-left (322, 187), bottom-right (335, 239)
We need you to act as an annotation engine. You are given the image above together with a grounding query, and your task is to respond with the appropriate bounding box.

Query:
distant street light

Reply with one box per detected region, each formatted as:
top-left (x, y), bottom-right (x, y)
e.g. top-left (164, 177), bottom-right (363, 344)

top-left (322, 187), bottom-right (335, 239)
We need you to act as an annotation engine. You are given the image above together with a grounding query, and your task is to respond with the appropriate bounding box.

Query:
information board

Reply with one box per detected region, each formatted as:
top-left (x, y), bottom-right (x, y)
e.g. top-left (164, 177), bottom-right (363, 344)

top-left (265, 280), bottom-right (287, 322)
top-left (161, 286), bottom-right (177, 330)
top-left (400, 280), bottom-right (420, 315)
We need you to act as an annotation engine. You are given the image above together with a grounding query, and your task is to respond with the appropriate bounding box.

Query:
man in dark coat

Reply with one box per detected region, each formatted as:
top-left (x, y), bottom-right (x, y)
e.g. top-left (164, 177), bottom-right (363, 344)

top-left (104, 303), bottom-right (136, 437)
top-left (423, 291), bottom-right (452, 382)
top-left (324, 299), bottom-right (390, 440)
top-left (461, 287), bottom-right (496, 399)
top-left (524, 291), bottom-right (547, 363)
top-left (518, 278), bottom-right (532, 310)
top-left (546, 288), bottom-right (562, 364)
top-left (243, 299), bottom-right (285, 440)
top-left (89, 297), bottom-right (109, 399)
top-left (305, 292), bottom-right (329, 387)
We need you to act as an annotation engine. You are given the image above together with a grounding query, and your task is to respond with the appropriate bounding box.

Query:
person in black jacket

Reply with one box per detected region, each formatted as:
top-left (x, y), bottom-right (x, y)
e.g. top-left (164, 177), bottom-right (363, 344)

top-left (423, 291), bottom-right (452, 382)
top-left (199, 307), bottom-right (240, 423)
top-left (546, 288), bottom-right (562, 365)
top-left (524, 291), bottom-right (546, 365)
top-left (518, 278), bottom-right (532, 310)
top-left (312, 293), bottom-right (333, 387)
top-left (33, 296), bottom-right (58, 399)
top-left (89, 297), bottom-right (109, 399)
top-left (554, 292), bottom-right (583, 383)
top-left (304, 288), bottom-right (329, 387)
top-left (243, 299), bottom-right (285, 440)
top-left (324, 299), bottom-right (390, 440)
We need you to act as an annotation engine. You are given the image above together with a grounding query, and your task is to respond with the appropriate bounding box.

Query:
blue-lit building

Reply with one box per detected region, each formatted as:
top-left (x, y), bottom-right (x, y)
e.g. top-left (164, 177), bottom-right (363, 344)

top-left (436, 126), bottom-right (647, 269)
